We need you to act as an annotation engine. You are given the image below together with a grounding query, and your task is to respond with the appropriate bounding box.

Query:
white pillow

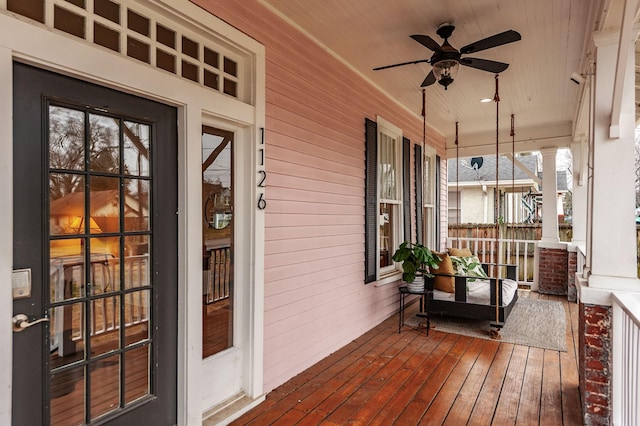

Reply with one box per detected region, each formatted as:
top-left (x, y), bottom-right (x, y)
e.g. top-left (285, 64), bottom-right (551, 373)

top-left (449, 255), bottom-right (488, 279)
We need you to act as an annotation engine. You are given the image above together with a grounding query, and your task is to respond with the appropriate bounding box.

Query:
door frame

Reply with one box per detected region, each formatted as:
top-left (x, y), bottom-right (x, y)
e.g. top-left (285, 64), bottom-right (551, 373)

top-left (0, 1), bottom-right (266, 424)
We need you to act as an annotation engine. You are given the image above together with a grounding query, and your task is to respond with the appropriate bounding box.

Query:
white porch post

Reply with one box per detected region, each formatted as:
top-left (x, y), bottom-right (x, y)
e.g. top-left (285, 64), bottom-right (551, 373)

top-left (571, 139), bottom-right (588, 247)
top-left (587, 30), bottom-right (638, 290)
top-left (540, 147), bottom-right (559, 244)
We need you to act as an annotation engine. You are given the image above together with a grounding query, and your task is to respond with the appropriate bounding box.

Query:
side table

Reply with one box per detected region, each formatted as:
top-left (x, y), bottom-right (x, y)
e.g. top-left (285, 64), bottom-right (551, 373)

top-left (398, 286), bottom-right (431, 335)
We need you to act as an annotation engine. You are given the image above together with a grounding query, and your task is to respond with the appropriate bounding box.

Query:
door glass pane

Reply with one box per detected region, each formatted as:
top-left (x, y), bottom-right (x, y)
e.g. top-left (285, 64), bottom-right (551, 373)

top-left (50, 173), bottom-right (85, 236)
top-left (123, 121), bottom-right (150, 176)
top-left (50, 365), bottom-right (86, 426)
top-left (89, 113), bottom-right (120, 173)
top-left (48, 103), bottom-right (155, 424)
top-left (124, 178), bottom-right (149, 231)
top-left (202, 126), bottom-right (233, 358)
top-left (49, 106), bottom-right (85, 171)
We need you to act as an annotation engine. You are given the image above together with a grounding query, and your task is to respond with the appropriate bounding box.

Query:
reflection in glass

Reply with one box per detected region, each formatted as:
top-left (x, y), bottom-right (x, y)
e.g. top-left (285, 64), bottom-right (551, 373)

top-left (90, 354), bottom-right (120, 420)
top-left (124, 345), bottom-right (150, 404)
top-left (379, 203), bottom-right (394, 268)
top-left (124, 178), bottom-right (149, 231)
top-left (124, 121), bottom-right (150, 176)
top-left (50, 365), bottom-right (85, 426)
top-left (50, 239), bottom-right (86, 302)
top-left (89, 113), bottom-right (120, 173)
top-left (124, 235), bottom-right (150, 289)
top-left (88, 236), bottom-right (120, 294)
top-left (50, 173), bottom-right (85, 236)
top-left (202, 126), bottom-right (233, 358)
top-left (90, 296), bottom-right (120, 356)
top-left (125, 290), bottom-right (150, 346)
top-left (49, 302), bottom-right (85, 366)
top-left (89, 176), bottom-right (120, 234)
top-left (49, 106), bottom-right (85, 171)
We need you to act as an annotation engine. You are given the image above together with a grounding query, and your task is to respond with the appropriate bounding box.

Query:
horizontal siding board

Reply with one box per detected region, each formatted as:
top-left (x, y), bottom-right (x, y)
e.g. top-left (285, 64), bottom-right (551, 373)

top-left (265, 243), bottom-right (363, 268)
top-left (267, 187), bottom-right (362, 206)
top-left (265, 233), bottom-right (362, 254)
top-left (264, 253), bottom-right (363, 284)
top-left (267, 145), bottom-right (362, 178)
top-left (267, 173), bottom-right (362, 197)
top-left (265, 224), bottom-right (363, 241)
top-left (267, 158), bottom-right (363, 188)
top-left (265, 199), bottom-right (363, 216)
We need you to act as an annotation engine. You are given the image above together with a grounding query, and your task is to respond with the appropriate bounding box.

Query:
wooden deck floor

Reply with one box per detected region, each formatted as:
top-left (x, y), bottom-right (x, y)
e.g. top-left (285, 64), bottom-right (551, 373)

top-left (231, 291), bottom-right (582, 425)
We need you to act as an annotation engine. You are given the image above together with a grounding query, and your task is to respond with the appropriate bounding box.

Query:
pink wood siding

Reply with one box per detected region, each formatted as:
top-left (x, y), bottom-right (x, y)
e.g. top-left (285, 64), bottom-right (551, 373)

top-left (191, 0), bottom-right (446, 393)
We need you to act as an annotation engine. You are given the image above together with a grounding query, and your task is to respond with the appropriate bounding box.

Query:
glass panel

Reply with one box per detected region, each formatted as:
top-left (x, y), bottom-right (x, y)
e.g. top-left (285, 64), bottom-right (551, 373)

top-left (379, 203), bottom-right (394, 268)
top-left (8, 0), bottom-right (45, 23)
top-left (89, 113), bottom-right (119, 173)
top-left (223, 78), bottom-right (237, 97)
top-left (156, 24), bottom-right (175, 49)
top-left (156, 49), bottom-right (176, 73)
top-left (124, 235), bottom-right (150, 289)
top-left (182, 60), bottom-right (199, 82)
top-left (204, 70), bottom-right (219, 90)
top-left (94, 0), bottom-right (120, 24)
top-left (379, 132), bottom-right (398, 200)
top-left (49, 302), bottom-right (85, 366)
top-left (125, 290), bottom-right (150, 346)
top-left (127, 36), bottom-right (150, 63)
top-left (90, 354), bottom-right (120, 419)
top-left (123, 121), bottom-right (150, 176)
top-left (424, 155), bottom-right (432, 204)
top-left (49, 106), bottom-right (85, 171)
top-left (94, 22), bottom-right (120, 52)
top-left (54, 5), bottom-right (85, 39)
top-left (202, 127), bottom-right (233, 358)
top-left (127, 9), bottom-right (149, 36)
top-left (204, 47), bottom-right (219, 68)
top-left (89, 236), bottom-right (120, 294)
top-left (89, 176), bottom-right (120, 234)
top-left (124, 178), bottom-right (149, 231)
top-left (182, 36), bottom-right (199, 60)
top-left (124, 345), bottom-right (150, 404)
top-left (50, 173), bottom-right (85, 236)
top-left (50, 239), bottom-right (85, 301)
top-left (223, 57), bottom-right (237, 77)
top-left (50, 365), bottom-right (85, 426)
top-left (64, 0), bottom-right (85, 8)
top-left (90, 296), bottom-right (120, 355)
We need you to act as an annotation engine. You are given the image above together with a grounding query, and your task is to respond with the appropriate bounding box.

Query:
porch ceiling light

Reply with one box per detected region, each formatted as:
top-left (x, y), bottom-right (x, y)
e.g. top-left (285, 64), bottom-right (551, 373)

top-left (431, 58), bottom-right (459, 89)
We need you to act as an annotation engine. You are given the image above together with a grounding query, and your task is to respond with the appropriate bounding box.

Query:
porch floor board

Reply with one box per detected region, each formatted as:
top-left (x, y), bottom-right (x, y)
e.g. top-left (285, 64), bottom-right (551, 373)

top-left (231, 292), bottom-right (581, 425)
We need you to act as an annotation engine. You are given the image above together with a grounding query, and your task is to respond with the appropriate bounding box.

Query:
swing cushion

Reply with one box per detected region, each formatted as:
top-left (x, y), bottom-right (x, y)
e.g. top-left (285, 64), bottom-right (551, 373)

top-left (432, 252), bottom-right (455, 293)
top-left (448, 247), bottom-right (472, 257)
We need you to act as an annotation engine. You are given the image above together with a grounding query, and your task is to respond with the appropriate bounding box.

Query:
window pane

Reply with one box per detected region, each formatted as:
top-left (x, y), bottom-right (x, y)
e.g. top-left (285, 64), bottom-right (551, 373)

top-left (90, 354), bottom-right (120, 420)
top-left (50, 173), bottom-right (85, 236)
top-left (124, 235), bottom-right (150, 289)
top-left (424, 155), bottom-right (432, 204)
top-left (50, 364), bottom-right (85, 425)
top-left (50, 239), bottom-right (85, 301)
top-left (124, 178), bottom-right (149, 231)
top-left (379, 203), bottom-right (394, 268)
top-left (379, 133), bottom-right (397, 200)
top-left (90, 176), bottom-right (120, 234)
top-left (90, 296), bottom-right (120, 355)
top-left (123, 121), bottom-right (150, 176)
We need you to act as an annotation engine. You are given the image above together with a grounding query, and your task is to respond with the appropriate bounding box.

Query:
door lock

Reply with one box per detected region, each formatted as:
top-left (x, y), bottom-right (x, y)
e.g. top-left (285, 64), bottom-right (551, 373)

top-left (12, 314), bottom-right (49, 332)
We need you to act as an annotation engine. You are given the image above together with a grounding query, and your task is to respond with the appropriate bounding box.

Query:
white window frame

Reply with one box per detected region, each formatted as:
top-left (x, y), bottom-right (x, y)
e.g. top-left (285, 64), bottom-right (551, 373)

top-left (423, 146), bottom-right (437, 248)
top-left (376, 117), bottom-right (403, 277)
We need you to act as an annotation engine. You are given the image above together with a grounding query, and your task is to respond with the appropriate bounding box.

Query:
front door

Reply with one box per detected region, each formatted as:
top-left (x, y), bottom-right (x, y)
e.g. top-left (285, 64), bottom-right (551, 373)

top-left (12, 63), bottom-right (178, 425)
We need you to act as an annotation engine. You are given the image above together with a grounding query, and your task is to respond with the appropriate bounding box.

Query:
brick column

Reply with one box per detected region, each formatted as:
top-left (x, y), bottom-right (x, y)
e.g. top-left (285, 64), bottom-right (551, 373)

top-left (537, 246), bottom-right (568, 295)
top-left (579, 303), bottom-right (612, 425)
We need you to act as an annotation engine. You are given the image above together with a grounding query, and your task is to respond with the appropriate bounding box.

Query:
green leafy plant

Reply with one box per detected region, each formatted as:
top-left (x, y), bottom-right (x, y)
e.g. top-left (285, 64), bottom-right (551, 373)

top-left (391, 241), bottom-right (441, 283)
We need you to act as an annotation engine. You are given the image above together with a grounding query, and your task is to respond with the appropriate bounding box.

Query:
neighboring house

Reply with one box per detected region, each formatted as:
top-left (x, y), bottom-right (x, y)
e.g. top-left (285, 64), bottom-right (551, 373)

top-left (448, 155), bottom-right (568, 224)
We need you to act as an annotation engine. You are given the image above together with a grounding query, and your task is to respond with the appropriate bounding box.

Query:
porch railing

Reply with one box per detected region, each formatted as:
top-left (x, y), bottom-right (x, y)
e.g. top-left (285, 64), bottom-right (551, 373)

top-left (447, 236), bottom-right (538, 286)
top-left (612, 292), bottom-right (640, 425)
top-left (203, 246), bottom-right (231, 304)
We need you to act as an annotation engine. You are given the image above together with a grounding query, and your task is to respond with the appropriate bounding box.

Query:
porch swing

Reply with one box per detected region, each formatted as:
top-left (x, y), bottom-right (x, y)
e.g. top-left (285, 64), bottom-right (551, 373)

top-left (425, 74), bottom-right (519, 334)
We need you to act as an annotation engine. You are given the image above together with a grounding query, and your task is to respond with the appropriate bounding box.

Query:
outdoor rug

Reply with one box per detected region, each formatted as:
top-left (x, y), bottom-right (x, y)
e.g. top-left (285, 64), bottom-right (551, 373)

top-left (406, 297), bottom-right (567, 352)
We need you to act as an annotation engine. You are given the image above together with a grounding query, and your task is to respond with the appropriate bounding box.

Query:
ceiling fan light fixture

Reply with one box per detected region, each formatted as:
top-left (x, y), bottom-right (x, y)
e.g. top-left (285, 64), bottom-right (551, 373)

top-left (432, 59), bottom-right (459, 90)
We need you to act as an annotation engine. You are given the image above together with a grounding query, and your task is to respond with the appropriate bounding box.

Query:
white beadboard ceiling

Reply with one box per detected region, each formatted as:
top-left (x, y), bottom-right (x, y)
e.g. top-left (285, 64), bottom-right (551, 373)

top-left (262, 0), bottom-right (622, 155)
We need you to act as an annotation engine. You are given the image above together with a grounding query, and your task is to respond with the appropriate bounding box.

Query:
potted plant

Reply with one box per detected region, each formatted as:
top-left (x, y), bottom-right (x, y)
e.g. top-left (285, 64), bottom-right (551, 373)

top-left (391, 241), bottom-right (441, 289)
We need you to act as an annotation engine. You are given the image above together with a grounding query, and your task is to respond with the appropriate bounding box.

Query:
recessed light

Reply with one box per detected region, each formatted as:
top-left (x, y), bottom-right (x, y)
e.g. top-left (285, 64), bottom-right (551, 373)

top-left (480, 98), bottom-right (493, 103)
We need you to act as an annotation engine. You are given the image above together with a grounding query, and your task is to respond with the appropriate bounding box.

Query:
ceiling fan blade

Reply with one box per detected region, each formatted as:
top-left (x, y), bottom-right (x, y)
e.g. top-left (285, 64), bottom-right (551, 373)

top-left (460, 57), bottom-right (509, 73)
top-left (420, 70), bottom-right (436, 87)
top-left (373, 59), bottom-right (430, 71)
top-left (459, 30), bottom-right (521, 54)
top-left (410, 34), bottom-right (443, 52)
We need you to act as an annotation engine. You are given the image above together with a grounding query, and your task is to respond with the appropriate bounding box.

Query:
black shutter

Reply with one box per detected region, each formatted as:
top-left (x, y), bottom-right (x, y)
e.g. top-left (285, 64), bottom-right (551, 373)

top-left (364, 118), bottom-right (377, 284)
top-left (415, 144), bottom-right (423, 244)
top-left (402, 137), bottom-right (411, 243)
top-left (435, 155), bottom-right (441, 251)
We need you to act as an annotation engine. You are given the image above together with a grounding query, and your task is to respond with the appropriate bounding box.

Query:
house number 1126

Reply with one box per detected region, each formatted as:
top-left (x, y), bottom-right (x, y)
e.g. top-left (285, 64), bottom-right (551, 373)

top-left (257, 128), bottom-right (266, 210)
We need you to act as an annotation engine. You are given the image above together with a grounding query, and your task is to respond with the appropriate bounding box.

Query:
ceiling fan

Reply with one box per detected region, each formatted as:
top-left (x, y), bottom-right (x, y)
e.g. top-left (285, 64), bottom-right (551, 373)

top-left (373, 23), bottom-right (521, 90)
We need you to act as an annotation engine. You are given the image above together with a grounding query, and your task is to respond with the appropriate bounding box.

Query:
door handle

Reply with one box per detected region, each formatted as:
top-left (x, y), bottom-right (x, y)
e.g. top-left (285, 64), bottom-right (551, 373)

top-left (12, 313), bottom-right (49, 332)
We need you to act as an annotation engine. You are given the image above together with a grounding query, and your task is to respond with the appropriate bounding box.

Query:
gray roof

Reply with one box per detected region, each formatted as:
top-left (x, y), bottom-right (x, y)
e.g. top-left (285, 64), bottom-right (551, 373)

top-left (448, 155), bottom-right (538, 182)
